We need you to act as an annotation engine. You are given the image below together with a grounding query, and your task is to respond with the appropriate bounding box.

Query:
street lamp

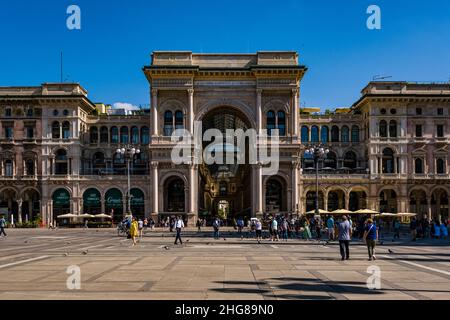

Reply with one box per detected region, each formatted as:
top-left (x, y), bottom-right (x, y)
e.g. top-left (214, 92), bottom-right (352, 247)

top-left (116, 145), bottom-right (141, 217)
top-left (304, 146), bottom-right (329, 216)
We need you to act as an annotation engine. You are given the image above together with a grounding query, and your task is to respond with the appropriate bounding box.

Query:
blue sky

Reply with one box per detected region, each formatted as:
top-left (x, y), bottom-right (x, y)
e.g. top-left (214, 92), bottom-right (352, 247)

top-left (0, 0), bottom-right (449, 110)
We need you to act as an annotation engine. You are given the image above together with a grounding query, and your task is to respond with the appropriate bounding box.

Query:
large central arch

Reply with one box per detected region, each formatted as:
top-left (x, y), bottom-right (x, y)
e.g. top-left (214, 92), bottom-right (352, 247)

top-left (197, 105), bottom-right (254, 221)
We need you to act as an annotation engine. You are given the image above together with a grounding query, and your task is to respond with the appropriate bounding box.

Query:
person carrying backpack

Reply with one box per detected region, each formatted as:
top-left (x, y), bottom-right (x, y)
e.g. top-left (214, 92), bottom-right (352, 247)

top-left (0, 216), bottom-right (7, 237)
top-left (213, 217), bottom-right (220, 239)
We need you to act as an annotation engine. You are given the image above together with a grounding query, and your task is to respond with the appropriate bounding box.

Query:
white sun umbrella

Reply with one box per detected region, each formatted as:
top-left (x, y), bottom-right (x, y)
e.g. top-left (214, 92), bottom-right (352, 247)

top-left (78, 214), bottom-right (95, 219)
top-left (397, 213), bottom-right (418, 217)
top-left (94, 214), bottom-right (112, 219)
top-left (57, 214), bottom-right (77, 219)
top-left (355, 209), bottom-right (379, 214)
top-left (374, 213), bottom-right (397, 217)
top-left (306, 209), bottom-right (330, 215)
top-left (332, 209), bottom-right (353, 215)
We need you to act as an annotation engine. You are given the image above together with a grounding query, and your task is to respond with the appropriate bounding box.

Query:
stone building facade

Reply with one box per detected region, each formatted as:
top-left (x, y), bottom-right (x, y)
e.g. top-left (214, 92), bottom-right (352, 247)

top-left (0, 51), bottom-right (449, 226)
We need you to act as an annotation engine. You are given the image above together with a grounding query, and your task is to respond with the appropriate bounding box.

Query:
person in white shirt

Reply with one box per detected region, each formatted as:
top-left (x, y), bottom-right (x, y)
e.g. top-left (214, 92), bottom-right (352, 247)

top-left (255, 219), bottom-right (263, 244)
top-left (174, 216), bottom-right (185, 245)
top-left (138, 219), bottom-right (144, 238)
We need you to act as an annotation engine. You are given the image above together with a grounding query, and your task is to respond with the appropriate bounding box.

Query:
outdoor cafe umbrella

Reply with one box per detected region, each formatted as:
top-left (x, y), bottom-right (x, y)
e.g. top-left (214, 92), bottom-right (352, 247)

top-left (306, 209), bottom-right (329, 215)
top-left (331, 209), bottom-right (354, 215)
top-left (94, 214), bottom-right (112, 219)
top-left (396, 213), bottom-right (418, 217)
top-left (355, 209), bottom-right (379, 215)
top-left (56, 214), bottom-right (77, 219)
top-left (77, 214), bottom-right (95, 219)
top-left (374, 213), bottom-right (397, 218)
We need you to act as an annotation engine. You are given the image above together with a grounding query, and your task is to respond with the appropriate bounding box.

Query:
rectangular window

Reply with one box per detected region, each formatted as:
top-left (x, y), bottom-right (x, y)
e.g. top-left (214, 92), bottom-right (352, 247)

top-left (416, 108), bottom-right (422, 115)
top-left (5, 109), bottom-right (12, 117)
top-left (4, 126), bottom-right (13, 139)
top-left (437, 108), bottom-right (444, 116)
top-left (26, 126), bottom-right (34, 139)
top-left (415, 125), bottom-right (422, 137)
top-left (437, 125), bottom-right (444, 138)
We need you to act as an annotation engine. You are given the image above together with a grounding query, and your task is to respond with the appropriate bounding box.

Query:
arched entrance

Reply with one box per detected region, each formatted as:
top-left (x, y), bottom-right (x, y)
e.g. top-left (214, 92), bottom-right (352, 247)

top-left (379, 189), bottom-right (397, 213)
top-left (165, 177), bottom-right (185, 213)
top-left (198, 106), bottom-right (252, 221)
top-left (52, 189), bottom-right (71, 217)
top-left (0, 189), bottom-right (18, 222)
top-left (83, 188), bottom-right (102, 215)
top-left (306, 190), bottom-right (324, 213)
top-left (327, 190), bottom-right (345, 211)
top-left (130, 188), bottom-right (145, 219)
top-left (349, 190), bottom-right (367, 211)
top-left (265, 177), bottom-right (286, 214)
top-left (105, 188), bottom-right (123, 222)
top-left (431, 188), bottom-right (448, 222)
top-left (21, 189), bottom-right (40, 222)
top-left (409, 189), bottom-right (427, 218)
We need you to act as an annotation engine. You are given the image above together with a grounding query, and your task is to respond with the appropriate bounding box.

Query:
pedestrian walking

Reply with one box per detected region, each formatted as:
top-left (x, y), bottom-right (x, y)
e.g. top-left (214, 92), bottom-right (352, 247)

top-left (271, 218), bottom-right (279, 242)
top-left (434, 221), bottom-right (441, 239)
top-left (363, 219), bottom-right (378, 261)
top-left (138, 218), bottom-right (144, 238)
top-left (326, 216), bottom-right (335, 241)
top-left (0, 216), bottom-right (7, 237)
top-left (130, 217), bottom-right (139, 246)
top-left (281, 219), bottom-right (288, 241)
top-left (315, 218), bottom-right (322, 240)
top-left (255, 219), bottom-right (262, 244)
top-left (174, 216), bottom-right (184, 245)
top-left (213, 217), bottom-right (220, 239)
top-left (393, 219), bottom-right (400, 240)
top-left (303, 219), bottom-right (312, 240)
top-left (410, 217), bottom-right (418, 241)
top-left (237, 217), bottom-right (244, 234)
top-left (441, 222), bottom-right (448, 239)
top-left (338, 216), bottom-right (352, 261)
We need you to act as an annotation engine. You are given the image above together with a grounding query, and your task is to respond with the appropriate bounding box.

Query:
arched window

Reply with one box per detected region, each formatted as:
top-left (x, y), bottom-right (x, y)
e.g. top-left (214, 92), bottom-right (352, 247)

top-left (55, 149), bottom-right (68, 175)
top-left (113, 153), bottom-right (125, 175)
top-left (351, 125), bottom-right (360, 142)
top-left (415, 158), bottom-right (424, 174)
top-left (321, 126), bottom-right (329, 143)
top-left (341, 126), bottom-right (350, 143)
top-left (131, 126), bottom-right (139, 144)
top-left (164, 111), bottom-right (173, 136)
top-left (166, 178), bottom-right (185, 212)
top-left (437, 158), bottom-right (446, 174)
top-left (331, 126), bottom-right (339, 142)
top-left (52, 121), bottom-right (60, 139)
top-left (344, 151), bottom-right (357, 169)
top-left (93, 152), bottom-right (106, 175)
top-left (382, 148), bottom-right (395, 174)
top-left (277, 111), bottom-right (286, 136)
top-left (100, 126), bottom-right (109, 144)
top-left (389, 120), bottom-right (397, 138)
top-left (89, 127), bottom-right (98, 144)
top-left (133, 152), bottom-right (147, 175)
top-left (267, 111), bottom-right (276, 136)
top-left (324, 151), bottom-right (337, 169)
top-left (266, 179), bottom-right (283, 212)
top-left (311, 126), bottom-right (319, 143)
top-left (175, 111), bottom-right (184, 130)
top-left (301, 126), bottom-right (309, 143)
top-left (141, 126), bottom-right (150, 144)
top-left (25, 159), bottom-right (35, 176)
top-left (62, 121), bottom-right (70, 139)
top-left (120, 126), bottom-right (129, 144)
top-left (379, 120), bottom-right (387, 138)
top-left (4, 160), bottom-right (13, 177)
top-left (110, 127), bottom-right (119, 144)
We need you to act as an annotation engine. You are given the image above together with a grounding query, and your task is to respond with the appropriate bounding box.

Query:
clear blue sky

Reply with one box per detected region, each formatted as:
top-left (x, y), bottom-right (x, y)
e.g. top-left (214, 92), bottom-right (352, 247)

top-left (0, 0), bottom-right (449, 109)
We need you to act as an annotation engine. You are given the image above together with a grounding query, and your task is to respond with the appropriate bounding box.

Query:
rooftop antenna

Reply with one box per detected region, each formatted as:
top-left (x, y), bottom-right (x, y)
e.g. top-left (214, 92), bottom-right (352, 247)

top-left (372, 75), bottom-right (392, 81)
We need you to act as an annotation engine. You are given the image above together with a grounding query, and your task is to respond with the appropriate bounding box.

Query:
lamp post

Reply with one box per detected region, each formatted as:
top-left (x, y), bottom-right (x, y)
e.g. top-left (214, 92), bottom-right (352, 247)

top-left (305, 146), bottom-right (329, 216)
top-left (116, 145), bottom-right (141, 217)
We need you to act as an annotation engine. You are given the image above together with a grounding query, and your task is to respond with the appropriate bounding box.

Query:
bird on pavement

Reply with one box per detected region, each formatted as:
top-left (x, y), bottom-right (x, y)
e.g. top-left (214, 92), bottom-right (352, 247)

top-left (223, 238), bottom-right (227, 241)
top-left (63, 253), bottom-right (69, 257)
top-left (388, 249), bottom-right (394, 254)
top-left (82, 250), bottom-right (88, 255)
top-left (164, 246), bottom-right (170, 250)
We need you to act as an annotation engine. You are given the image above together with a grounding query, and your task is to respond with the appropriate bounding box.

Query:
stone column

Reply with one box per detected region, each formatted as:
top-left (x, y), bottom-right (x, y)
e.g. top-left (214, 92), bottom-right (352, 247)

top-left (291, 161), bottom-right (300, 215)
top-left (292, 89), bottom-right (299, 138)
top-left (151, 89), bottom-right (158, 136)
top-left (188, 163), bottom-right (198, 226)
top-left (256, 89), bottom-right (262, 135)
top-left (254, 163), bottom-right (263, 218)
top-left (151, 162), bottom-right (159, 220)
top-left (188, 89), bottom-right (194, 134)
top-left (427, 198), bottom-right (432, 221)
top-left (17, 199), bottom-right (23, 223)
top-left (345, 192), bottom-right (350, 210)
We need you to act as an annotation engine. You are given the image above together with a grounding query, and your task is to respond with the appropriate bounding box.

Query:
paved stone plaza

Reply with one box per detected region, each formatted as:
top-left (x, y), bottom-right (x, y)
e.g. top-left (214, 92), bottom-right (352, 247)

top-left (0, 228), bottom-right (449, 300)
